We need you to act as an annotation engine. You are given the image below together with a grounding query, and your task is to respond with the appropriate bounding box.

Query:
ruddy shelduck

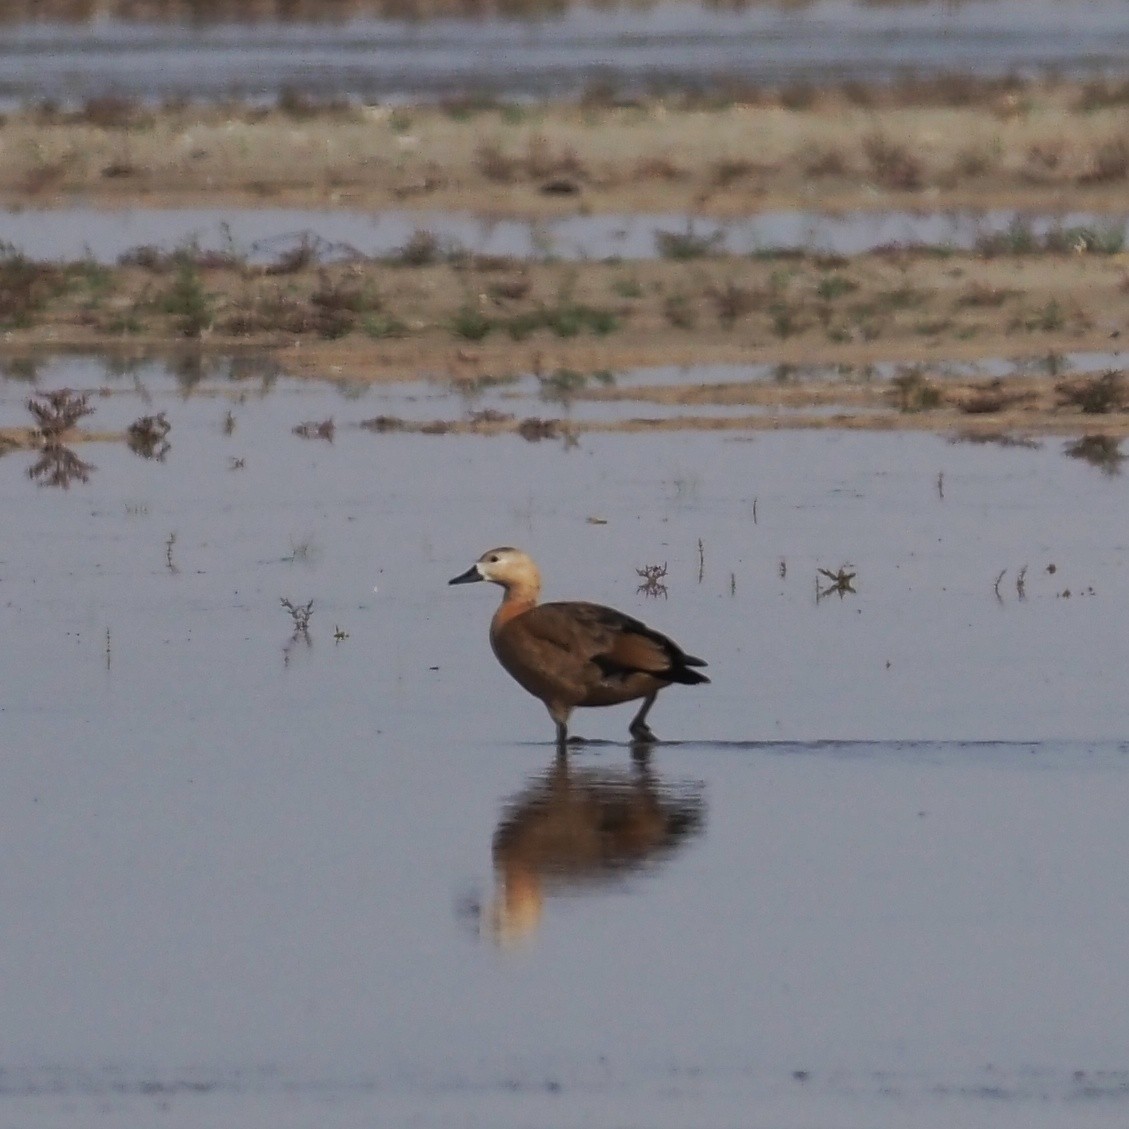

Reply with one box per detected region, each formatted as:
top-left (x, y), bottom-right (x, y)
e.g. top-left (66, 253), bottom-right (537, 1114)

top-left (449, 547), bottom-right (709, 746)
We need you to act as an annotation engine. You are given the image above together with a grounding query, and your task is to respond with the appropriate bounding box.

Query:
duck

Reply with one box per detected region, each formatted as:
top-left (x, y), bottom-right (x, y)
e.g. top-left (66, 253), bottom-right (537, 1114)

top-left (449, 547), bottom-right (709, 746)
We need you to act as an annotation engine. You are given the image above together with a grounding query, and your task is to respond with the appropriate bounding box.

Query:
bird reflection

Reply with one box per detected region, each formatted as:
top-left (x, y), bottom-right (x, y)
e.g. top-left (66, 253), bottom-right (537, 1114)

top-left (479, 753), bottom-right (705, 944)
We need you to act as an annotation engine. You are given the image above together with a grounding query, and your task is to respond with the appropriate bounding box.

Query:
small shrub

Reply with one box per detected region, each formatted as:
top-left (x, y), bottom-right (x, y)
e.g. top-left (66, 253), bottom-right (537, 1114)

top-left (708, 280), bottom-right (761, 327)
top-left (863, 133), bottom-right (924, 190)
top-left (1056, 370), bottom-right (1129, 414)
top-left (1078, 138), bottom-right (1129, 185)
top-left (475, 139), bottom-right (520, 183)
top-left (451, 303), bottom-right (493, 341)
top-left (663, 291), bottom-right (697, 329)
top-left (891, 368), bottom-right (942, 411)
top-left (816, 273), bottom-right (858, 301)
top-left (27, 388), bottom-right (94, 441)
top-left (390, 230), bottom-right (443, 267)
top-left (157, 261), bottom-right (212, 338)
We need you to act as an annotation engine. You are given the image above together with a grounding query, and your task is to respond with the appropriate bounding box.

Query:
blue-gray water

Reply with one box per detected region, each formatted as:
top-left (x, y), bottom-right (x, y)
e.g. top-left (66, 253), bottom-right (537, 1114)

top-left (2, 355), bottom-right (1129, 1126)
top-left (1, 0), bottom-right (1128, 107)
top-left (3, 206), bottom-right (1127, 264)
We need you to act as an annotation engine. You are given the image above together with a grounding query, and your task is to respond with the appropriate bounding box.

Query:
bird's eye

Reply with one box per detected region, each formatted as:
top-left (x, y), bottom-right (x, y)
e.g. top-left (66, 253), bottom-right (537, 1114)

top-left (487, 554), bottom-right (499, 563)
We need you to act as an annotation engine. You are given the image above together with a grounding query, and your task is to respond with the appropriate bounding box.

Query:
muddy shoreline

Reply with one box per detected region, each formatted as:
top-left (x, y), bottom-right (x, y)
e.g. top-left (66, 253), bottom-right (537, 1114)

top-left (3, 82), bottom-right (1129, 435)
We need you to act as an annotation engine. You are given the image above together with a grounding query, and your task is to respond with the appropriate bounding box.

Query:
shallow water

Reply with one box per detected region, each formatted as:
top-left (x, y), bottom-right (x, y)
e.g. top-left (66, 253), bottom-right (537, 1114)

top-left (3, 353), bottom-right (1129, 1127)
top-left (1, 0), bottom-right (1128, 106)
top-left (2, 206), bottom-right (1126, 264)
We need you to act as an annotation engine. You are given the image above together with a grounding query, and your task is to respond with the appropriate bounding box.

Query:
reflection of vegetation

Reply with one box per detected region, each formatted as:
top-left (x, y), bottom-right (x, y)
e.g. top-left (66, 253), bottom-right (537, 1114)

top-left (281, 597), bottom-right (314, 665)
top-left (636, 562), bottom-right (668, 599)
top-left (1065, 435), bottom-right (1125, 476)
top-left (481, 756), bottom-right (705, 944)
top-left (292, 418), bottom-right (335, 441)
top-left (655, 224), bottom-right (725, 261)
top-left (0, 357), bottom-right (40, 382)
top-left (26, 445), bottom-right (94, 488)
top-left (817, 565), bottom-right (857, 601)
top-left (127, 411), bottom-right (172, 460)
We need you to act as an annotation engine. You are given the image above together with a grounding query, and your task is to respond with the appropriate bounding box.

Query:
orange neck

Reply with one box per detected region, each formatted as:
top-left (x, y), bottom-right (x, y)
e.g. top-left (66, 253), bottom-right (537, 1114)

top-left (491, 584), bottom-right (538, 630)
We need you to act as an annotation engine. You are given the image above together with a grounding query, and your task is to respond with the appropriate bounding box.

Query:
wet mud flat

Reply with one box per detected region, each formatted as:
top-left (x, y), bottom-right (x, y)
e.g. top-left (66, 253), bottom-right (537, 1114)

top-left (5, 77), bottom-right (1129, 216)
top-left (3, 231), bottom-right (1129, 438)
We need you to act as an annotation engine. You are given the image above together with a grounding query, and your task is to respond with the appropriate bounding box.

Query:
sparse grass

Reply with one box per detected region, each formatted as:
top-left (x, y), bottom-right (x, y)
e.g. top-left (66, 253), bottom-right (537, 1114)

top-left (662, 289), bottom-right (697, 329)
top-left (815, 273), bottom-right (858, 301)
top-left (875, 283), bottom-right (926, 311)
top-left (0, 244), bottom-right (68, 328)
top-left (311, 271), bottom-right (382, 313)
top-left (977, 218), bottom-right (1040, 257)
top-left (1056, 370), bottom-right (1129, 414)
top-left (505, 294), bottom-right (619, 339)
top-left (79, 93), bottom-right (151, 130)
top-left (803, 146), bottom-right (850, 178)
top-left (388, 229), bottom-right (444, 267)
top-left (155, 259), bottom-right (212, 337)
top-left (890, 368), bottom-right (942, 411)
top-left (475, 138), bottom-right (520, 183)
top-left (473, 134), bottom-right (586, 185)
top-left (451, 302), bottom-right (494, 341)
top-left (708, 279), bottom-right (761, 327)
top-left (1076, 79), bottom-right (1129, 111)
top-left (1078, 138), bottom-right (1129, 184)
top-left (863, 132), bottom-right (924, 190)
top-left (954, 281), bottom-right (1016, 308)
top-left (948, 143), bottom-right (1000, 179)
top-left (362, 311), bottom-right (410, 339)
top-left (1048, 223), bottom-right (1125, 255)
top-left (708, 157), bottom-right (758, 188)
top-left (1022, 299), bottom-right (1066, 333)
top-left (611, 275), bottom-right (644, 299)
top-left (538, 368), bottom-right (587, 403)
top-left (769, 300), bottom-right (802, 339)
top-left (633, 155), bottom-right (687, 182)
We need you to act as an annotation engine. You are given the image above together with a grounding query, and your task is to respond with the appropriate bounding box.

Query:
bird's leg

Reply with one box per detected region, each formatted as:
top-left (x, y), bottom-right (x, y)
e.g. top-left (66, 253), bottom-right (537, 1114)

top-left (555, 719), bottom-right (569, 750)
top-left (628, 692), bottom-right (659, 744)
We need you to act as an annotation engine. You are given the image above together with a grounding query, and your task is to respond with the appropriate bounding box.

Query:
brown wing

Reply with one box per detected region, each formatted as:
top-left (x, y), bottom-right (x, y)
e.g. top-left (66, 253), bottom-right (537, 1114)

top-left (530, 602), bottom-right (708, 683)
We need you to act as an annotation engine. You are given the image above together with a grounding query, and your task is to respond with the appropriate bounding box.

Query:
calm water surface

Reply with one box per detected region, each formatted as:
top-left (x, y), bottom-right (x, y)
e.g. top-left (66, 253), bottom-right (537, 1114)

top-left (3, 207), bottom-right (1127, 263)
top-left (1, 0), bottom-right (1128, 105)
top-left (2, 355), bottom-right (1128, 1127)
